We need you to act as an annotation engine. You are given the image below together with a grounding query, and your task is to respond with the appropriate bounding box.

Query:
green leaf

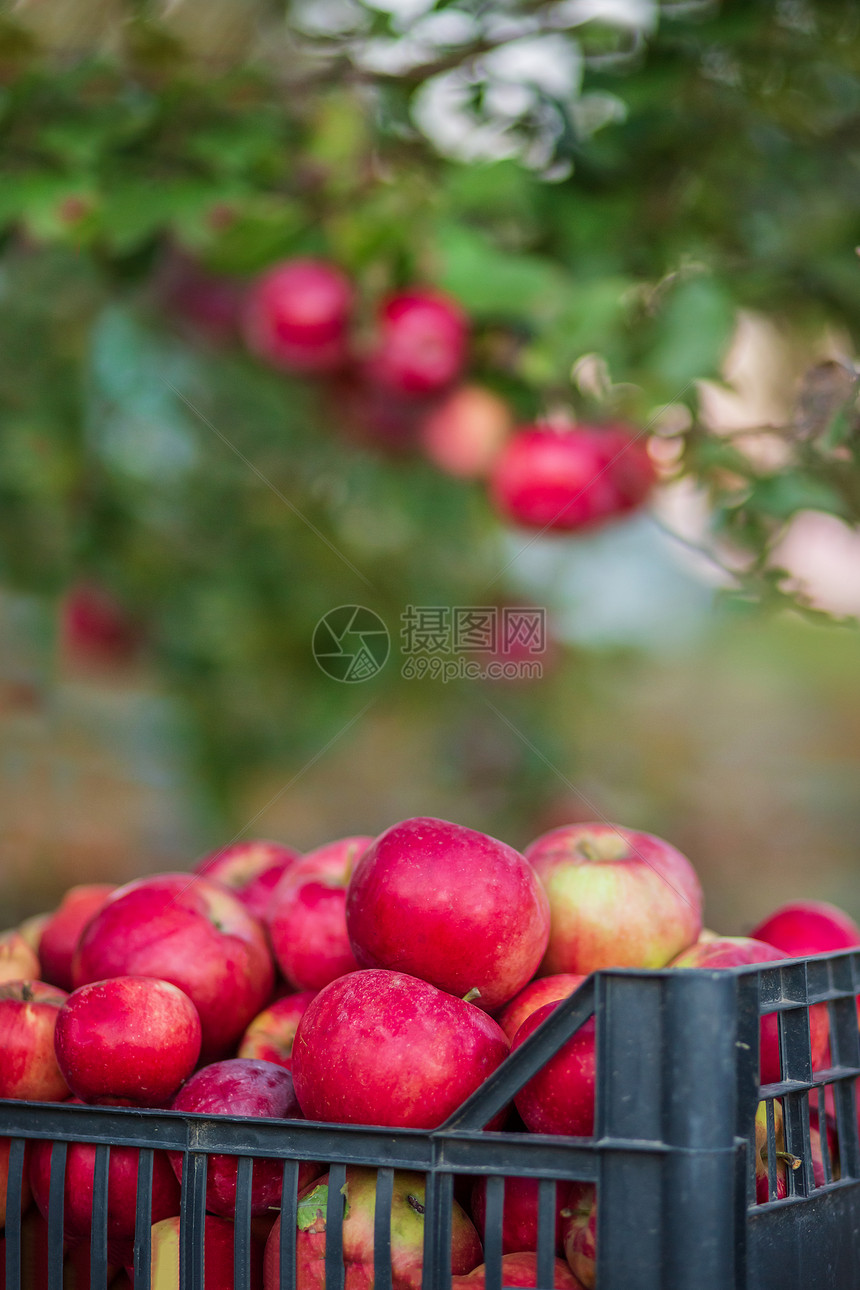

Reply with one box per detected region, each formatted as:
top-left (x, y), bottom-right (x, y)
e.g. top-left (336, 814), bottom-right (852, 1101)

top-left (297, 1184), bottom-right (329, 1231)
top-left (649, 277), bottom-right (735, 393)
top-left (748, 473), bottom-right (848, 520)
top-left (435, 224), bottom-right (567, 317)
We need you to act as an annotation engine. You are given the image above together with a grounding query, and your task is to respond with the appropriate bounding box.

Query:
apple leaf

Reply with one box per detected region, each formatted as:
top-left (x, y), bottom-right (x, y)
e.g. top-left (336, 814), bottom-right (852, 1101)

top-left (297, 1184), bottom-right (329, 1231)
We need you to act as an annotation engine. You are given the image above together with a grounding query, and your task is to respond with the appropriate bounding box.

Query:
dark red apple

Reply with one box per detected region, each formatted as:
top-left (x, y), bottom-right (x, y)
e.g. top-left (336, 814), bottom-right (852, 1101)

top-left (194, 840), bottom-right (300, 923)
top-left (511, 1001), bottom-right (595, 1138)
top-left (0, 980), bottom-right (69, 1101)
top-left (420, 385), bottom-right (511, 478)
top-left (37, 884), bottom-right (116, 991)
top-left (30, 1111), bottom-right (180, 1245)
top-left (238, 991), bottom-right (317, 1070)
top-left (72, 873), bottom-right (274, 1060)
top-left (365, 290), bottom-right (468, 396)
top-left (60, 584), bottom-right (140, 669)
top-left (346, 817), bottom-right (550, 1012)
top-left (453, 1252), bottom-right (584, 1290)
top-left (750, 901), bottom-right (860, 957)
top-left (292, 969), bottom-right (509, 1130)
top-left (266, 837), bottom-right (371, 991)
top-left (496, 975), bottom-right (584, 1044)
top-left (470, 1175), bottom-right (575, 1255)
top-left (145, 1214), bottom-right (264, 1290)
top-left (243, 258), bottom-right (353, 373)
top-left (0, 929), bottom-right (40, 985)
top-left (489, 424), bottom-right (654, 533)
top-left (54, 976), bottom-right (201, 1106)
top-left (169, 1059), bottom-right (305, 1217)
top-left (670, 937), bottom-right (829, 1083)
top-left (525, 823), bottom-right (702, 974)
top-left (264, 1167), bottom-right (482, 1290)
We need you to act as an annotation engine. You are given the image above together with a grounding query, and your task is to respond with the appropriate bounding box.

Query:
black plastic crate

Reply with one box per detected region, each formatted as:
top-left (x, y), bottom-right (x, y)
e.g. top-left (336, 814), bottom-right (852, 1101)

top-left (2, 955), bottom-right (859, 1290)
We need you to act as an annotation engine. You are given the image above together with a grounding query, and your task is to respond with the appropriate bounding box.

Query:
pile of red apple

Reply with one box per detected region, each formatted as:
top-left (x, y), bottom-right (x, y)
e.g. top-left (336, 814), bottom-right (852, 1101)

top-left (2, 817), bottom-right (858, 1290)
top-left (168, 251), bottom-right (657, 533)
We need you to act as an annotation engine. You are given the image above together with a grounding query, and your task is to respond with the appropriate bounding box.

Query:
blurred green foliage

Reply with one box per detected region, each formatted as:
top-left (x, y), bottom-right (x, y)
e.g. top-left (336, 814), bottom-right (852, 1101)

top-left (0, 0), bottom-right (859, 816)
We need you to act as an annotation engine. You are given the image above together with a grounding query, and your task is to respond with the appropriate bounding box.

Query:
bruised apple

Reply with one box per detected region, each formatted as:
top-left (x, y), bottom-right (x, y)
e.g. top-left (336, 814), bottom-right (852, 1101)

top-left (72, 873), bottom-right (274, 1060)
top-left (264, 1168), bottom-right (482, 1290)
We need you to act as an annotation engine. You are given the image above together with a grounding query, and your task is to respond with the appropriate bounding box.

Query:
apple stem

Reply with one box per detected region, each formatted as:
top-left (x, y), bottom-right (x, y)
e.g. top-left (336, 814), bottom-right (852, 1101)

top-left (776, 1152), bottom-right (802, 1171)
top-left (21, 982), bottom-right (33, 1002)
top-left (407, 1195), bottom-right (425, 1215)
top-left (462, 987), bottom-right (482, 1004)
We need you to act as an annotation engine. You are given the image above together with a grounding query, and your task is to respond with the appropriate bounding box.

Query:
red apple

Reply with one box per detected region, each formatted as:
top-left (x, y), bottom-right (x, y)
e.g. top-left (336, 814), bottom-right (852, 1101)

top-left (0, 1137), bottom-right (31, 1228)
top-left (30, 1112), bottom-right (181, 1245)
top-left (292, 969), bottom-right (509, 1130)
top-left (470, 1176), bottom-right (575, 1256)
top-left (420, 386), bottom-right (511, 478)
top-left (496, 975), bottom-right (584, 1044)
top-left (366, 290), bottom-right (468, 397)
top-left (238, 991), bottom-right (317, 1070)
top-left (346, 817), bottom-right (550, 1012)
top-left (511, 1001), bottom-right (595, 1138)
top-left (169, 1059), bottom-right (306, 1217)
top-left (0, 1209), bottom-right (116, 1290)
top-left (243, 258), bottom-right (353, 374)
top-left (0, 980), bottom-right (69, 1101)
top-left (54, 976), bottom-right (202, 1106)
top-left (525, 823), bottom-right (703, 974)
top-left (60, 583), bottom-right (140, 669)
top-left (72, 873), bottom-right (274, 1060)
top-left (146, 1214), bottom-right (264, 1290)
top-left (670, 937), bottom-right (829, 1083)
top-left (0, 930), bottom-right (40, 985)
top-left (194, 840), bottom-right (300, 923)
top-left (266, 837), bottom-right (372, 991)
top-left (750, 901), bottom-right (860, 957)
top-left (453, 1252), bottom-right (584, 1290)
top-left (38, 884), bottom-right (116, 991)
top-left (264, 1168), bottom-right (482, 1290)
top-left (489, 424), bottom-right (654, 533)
top-left (561, 1183), bottom-right (596, 1289)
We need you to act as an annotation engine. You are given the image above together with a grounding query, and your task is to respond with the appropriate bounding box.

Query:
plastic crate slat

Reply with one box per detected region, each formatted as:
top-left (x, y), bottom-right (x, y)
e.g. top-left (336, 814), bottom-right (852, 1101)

top-left (89, 1142), bottom-right (111, 1290)
top-left (279, 1158), bottom-right (299, 1290)
top-left (325, 1161), bottom-right (347, 1290)
top-left (372, 1166), bottom-right (394, 1290)
top-left (133, 1147), bottom-right (154, 1290)
top-left (233, 1155), bottom-right (254, 1290)
top-left (180, 1150), bottom-right (208, 1290)
top-left (482, 1175), bottom-right (504, 1290)
top-left (4, 1137), bottom-right (26, 1290)
top-left (535, 1177), bottom-right (555, 1290)
top-left (47, 1138), bottom-right (67, 1290)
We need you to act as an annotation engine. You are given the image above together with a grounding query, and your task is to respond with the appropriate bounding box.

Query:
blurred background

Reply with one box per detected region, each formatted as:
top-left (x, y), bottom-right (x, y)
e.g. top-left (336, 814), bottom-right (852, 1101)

top-left (1, 0), bottom-right (859, 934)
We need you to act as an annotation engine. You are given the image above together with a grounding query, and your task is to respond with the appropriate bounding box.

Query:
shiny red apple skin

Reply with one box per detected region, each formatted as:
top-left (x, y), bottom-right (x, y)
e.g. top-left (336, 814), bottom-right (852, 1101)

top-left (470, 1175), bottom-right (575, 1256)
top-left (266, 837), bottom-right (371, 991)
top-left (750, 901), bottom-right (860, 957)
top-left (420, 386), bottom-right (511, 478)
top-left (0, 1136), bottom-right (32, 1228)
top-left (194, 840), bottom-right (300, 922)
top-left (292, 969), bottom-right (509, 1130)
top-left (54, 976), bottom-right (202, 1106)
top-left (37, 884), bottom-right (117, 991)
top-left (72, 873), bottom-right (274, 1060)
top-left (238, 991), bottom-right (317, 1070)
top-left (0, 980), bottom-right (69, 1101)
top-left (489, 425), bottom-right (654, 533)
top-left (30, 1110), bottom-right (180, 1244)
top-left (453, 1252), bottom-right (584, 1290)
top-left (145, 1214), bottom-right (264, 1290)
top-left (496, 975), bottom-right (584, 1044)
top-left (264, 1168), bottom-right (482, 1290)
top-left (366, 290), bottom-right (468, 397)
top-left (346, 817), bottom-right (550, 1012)
top-left (243, 258), bottom-right (353, 374)
top-left (169, 1059), bottom-right (304, 1217)
top-left (0, 929), bottom-right (40, 985)
top-left (525, 823), bottom-right (702, 975)
top-left (511, 1001), bottom-right (596, 1138)
top-left (670, 937), bottom-right (828, 1083)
